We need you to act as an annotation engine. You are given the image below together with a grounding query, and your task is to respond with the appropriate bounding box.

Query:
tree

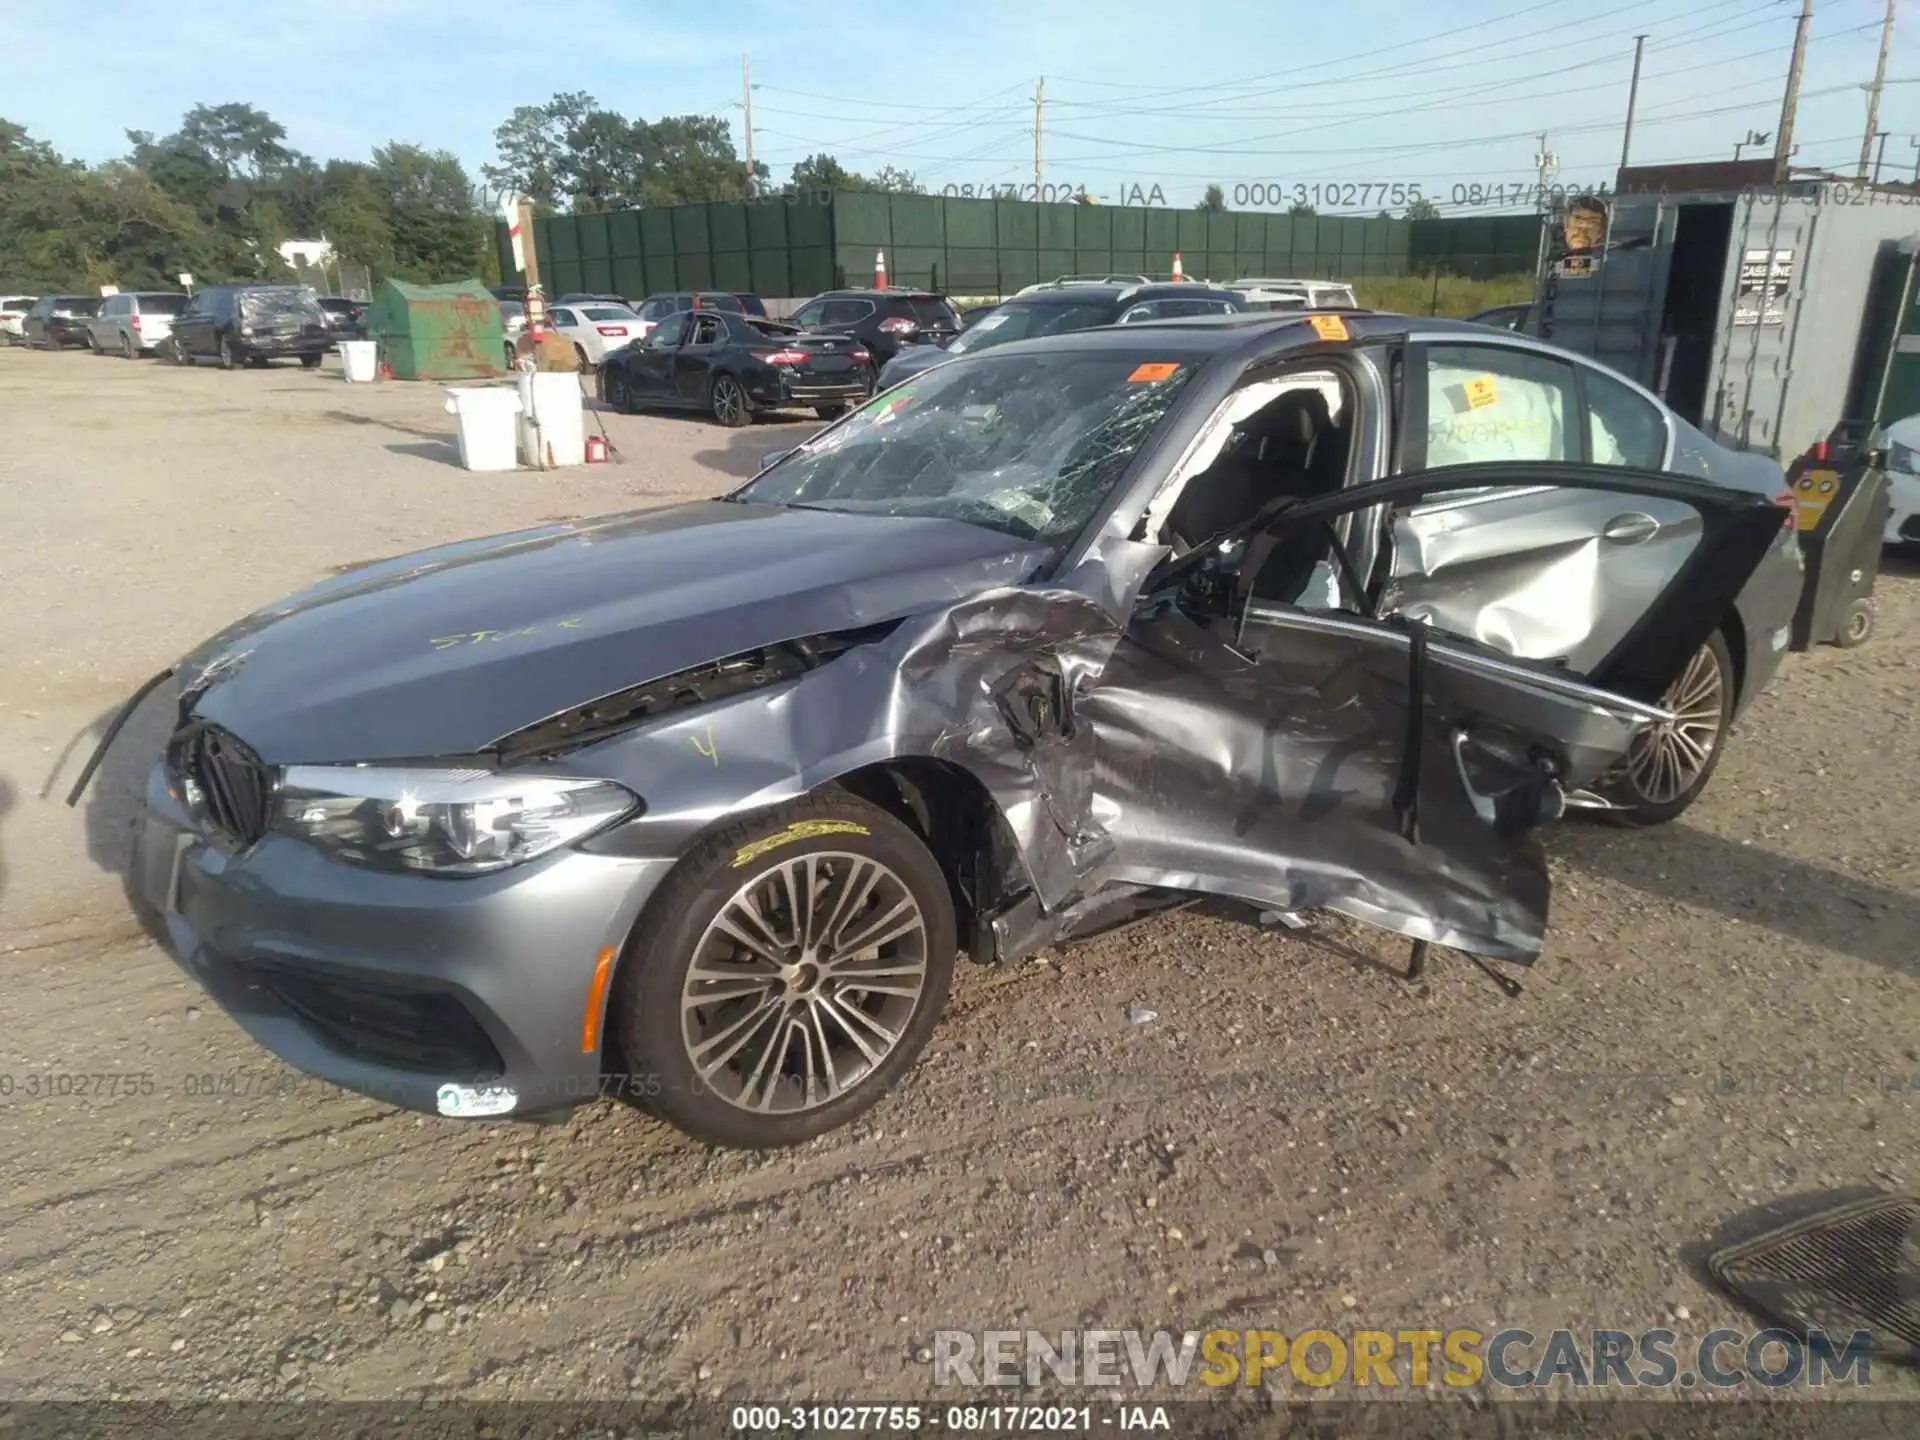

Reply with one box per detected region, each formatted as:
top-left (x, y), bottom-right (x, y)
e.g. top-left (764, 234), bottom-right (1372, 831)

top-left (370, 144), bottom-right (485, 280)
top-left (789, 153), bottom-right (860, 193)
top-left (1405, 196), bottom-right (1442, 221)
top-left (1288, 201), bottom-right (1317, 217)
top-left (175, 102), bottom-right (293, 181)
top-left (484, 92), bottom-right (595, 211)
top-left (1197, 183), bottom-right (1227, 212)
top-left (869, 165), bottom-right (923, 194)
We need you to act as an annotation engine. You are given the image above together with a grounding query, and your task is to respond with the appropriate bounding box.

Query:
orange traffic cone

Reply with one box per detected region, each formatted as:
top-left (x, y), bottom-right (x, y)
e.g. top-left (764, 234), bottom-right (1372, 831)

top-left (874, 250), bottom-right (888, 288)
top-left (1170, 251), bottom-right (1185, 282)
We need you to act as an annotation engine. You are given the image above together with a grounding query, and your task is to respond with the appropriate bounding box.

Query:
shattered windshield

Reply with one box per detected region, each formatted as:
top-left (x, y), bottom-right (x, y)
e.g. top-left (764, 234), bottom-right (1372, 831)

top-left (733, 352), bottom-right (1198, 542)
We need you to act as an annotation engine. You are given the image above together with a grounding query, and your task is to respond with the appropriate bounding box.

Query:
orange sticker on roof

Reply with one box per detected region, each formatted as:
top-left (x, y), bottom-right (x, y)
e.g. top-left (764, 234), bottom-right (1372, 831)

top-left (1307, 314), bottom-right (1349, 341)
top-left (1128, 362), bottom-right (1180, 382)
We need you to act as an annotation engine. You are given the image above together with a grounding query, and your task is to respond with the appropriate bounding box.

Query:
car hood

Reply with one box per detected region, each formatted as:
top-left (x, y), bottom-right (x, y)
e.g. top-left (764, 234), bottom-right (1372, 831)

top-left (877, 345), bottom-right (952, 387)
top-left (180, 501), bottom-right (1054, 763)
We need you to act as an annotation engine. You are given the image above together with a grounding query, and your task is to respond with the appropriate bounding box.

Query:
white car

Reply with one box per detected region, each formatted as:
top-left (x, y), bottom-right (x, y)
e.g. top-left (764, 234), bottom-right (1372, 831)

top-left (1871, 414), bottom-right (1920, 548)
top-left (87, 291), bottom-right (190, 358)
top-left (0, 295), bottom-right (36, 345)
top-left (1226, 278), bottom-right (1358, 310)
top-left (547, 302), bottom-right (643, 368)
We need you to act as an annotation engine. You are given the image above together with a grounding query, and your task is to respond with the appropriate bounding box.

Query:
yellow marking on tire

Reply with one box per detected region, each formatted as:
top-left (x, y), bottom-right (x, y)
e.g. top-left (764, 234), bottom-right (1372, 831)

top-left (730, 820), bottom-right (871, 868)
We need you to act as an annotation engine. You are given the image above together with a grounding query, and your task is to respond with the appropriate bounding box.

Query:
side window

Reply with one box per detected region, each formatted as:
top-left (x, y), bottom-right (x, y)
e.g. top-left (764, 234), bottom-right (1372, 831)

top-left (688, 315), bottom-right (722, 346)
top-left (1421, 344), bottom-right (1577, 471)
top-left (1116, 301), bottom-right (1163, 324)
top-left (1582, 365), bottom-right (1668, 468)
top-left (649, 312), bottom-right (689, 348)
top-left (551, 308), bottom-right (577, 328)
top-left (791, 302), bottom-right (826, 328)
top-left (824, 299), bottom-right (874, 326)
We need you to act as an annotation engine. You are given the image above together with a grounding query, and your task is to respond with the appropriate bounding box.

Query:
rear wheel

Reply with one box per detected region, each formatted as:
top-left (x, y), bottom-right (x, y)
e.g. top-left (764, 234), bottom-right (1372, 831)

top-left (573, 343), bottom-right (590, 373)
top-left (813, 403), bottom-right (849, 420)
top-left (709, 372), bottom-right (750, 428)
top-left (300, 352), bottom-right (323, 369)
top-left (121, 331), bottom-right (136, 359)
top-left (611, 789), bottom-right (955, 1149)
top-left (1836, 597), bottom-right (1873, 648)
top-left (1607, 629), bottom-right (1734, 825)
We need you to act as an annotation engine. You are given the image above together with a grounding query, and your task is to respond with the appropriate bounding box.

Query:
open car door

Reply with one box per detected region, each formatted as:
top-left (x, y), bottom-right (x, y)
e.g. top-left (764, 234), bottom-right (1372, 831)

top-left (1089, 463), bottom-right (1786, 963)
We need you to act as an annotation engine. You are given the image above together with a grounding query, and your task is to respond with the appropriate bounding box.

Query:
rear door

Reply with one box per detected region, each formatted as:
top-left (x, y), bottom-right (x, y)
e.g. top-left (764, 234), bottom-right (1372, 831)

top-left (672, 313), bottom-right (727, 402)
top-left (1384, 338), bottom-right (1690, 673)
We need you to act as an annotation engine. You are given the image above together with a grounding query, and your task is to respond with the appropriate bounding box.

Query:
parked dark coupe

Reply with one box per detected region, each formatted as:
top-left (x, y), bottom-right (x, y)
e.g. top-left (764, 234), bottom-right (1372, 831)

top-left (597, 308), bottom-right (874, 425)
top-left (23, 295), bottom-right (101, 348)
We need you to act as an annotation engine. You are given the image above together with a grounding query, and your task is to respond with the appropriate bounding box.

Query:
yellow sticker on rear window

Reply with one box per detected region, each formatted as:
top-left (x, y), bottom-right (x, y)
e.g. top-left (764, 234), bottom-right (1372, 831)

top-left (1128, 362), bottom-right (1180, 383)
top-left (1464, 375), bottom-right (1499, 409)
top-left (1307, 314), bottom-right (1349, 341)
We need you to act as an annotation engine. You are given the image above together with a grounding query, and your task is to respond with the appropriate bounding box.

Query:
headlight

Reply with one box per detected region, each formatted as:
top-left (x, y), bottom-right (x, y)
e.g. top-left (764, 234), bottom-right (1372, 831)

top-left (275, 766), bottom-right (638, 875)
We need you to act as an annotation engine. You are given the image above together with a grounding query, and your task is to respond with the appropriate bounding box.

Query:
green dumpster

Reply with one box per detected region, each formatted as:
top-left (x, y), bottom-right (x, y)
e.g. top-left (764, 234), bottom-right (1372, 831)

top-left (367, 279), bottom-right (504, 380)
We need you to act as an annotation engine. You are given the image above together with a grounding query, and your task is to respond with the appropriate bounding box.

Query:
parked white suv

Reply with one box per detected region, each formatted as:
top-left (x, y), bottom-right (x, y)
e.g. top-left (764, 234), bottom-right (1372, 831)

top-left (0, 295), bottom-right (36, 345)
top-left (88, 291), bottom-right (190, 358)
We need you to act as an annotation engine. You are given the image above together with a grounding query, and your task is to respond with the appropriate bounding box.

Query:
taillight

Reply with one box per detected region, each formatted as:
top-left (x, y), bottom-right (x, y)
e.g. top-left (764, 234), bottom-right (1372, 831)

top-left (848, 348), bottom-right (870, 362)
top-left (129, 315), bottom-right (142, 329)
top-left (596, 326), bottom-right (628, 337)
top-left (1809, 439), bottom-right (1828, 461)
top-left (1774, 489), bottom-right (1798, 528)
top-left (765, 349), bottom-right (810, 365)
top-left (877, 317), bottom-right (916, 334)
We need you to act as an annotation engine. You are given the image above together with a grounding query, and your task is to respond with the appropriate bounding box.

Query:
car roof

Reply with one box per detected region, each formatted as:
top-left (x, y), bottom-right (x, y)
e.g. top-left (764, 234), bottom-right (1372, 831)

top-left (816, 288), bottom-right (944, 300)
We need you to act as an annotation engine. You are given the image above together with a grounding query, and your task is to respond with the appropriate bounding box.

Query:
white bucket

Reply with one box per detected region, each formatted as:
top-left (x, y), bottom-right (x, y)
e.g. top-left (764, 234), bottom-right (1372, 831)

top-left (340, 340), bottom-right (377, 383)
top-left (517, 371), bottom-right (587, 468)
top-left (443, 387), bottom-right (523, 472)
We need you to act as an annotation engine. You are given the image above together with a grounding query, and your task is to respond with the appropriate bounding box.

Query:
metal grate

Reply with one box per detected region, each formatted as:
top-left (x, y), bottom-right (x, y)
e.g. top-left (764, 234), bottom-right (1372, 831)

top-left (255, 966), bottom-right (505, 1081)
top-left (182, 725), bottom-right (272, 847)
top-left (1708, 1194), bottom-right (1920, 1367)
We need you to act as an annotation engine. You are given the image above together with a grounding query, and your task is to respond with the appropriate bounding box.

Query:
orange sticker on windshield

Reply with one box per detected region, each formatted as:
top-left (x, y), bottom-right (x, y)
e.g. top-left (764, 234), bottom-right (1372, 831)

top-left (1464, 375), bottom-right (1498, 409)
top-left (1127, 362), bottom-right (1180, 383)
top-left (1307, 314), bottom-right (1349, 341)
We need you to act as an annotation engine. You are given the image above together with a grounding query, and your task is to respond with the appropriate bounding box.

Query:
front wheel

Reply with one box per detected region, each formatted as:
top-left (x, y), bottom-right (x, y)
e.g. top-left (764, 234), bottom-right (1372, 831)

top-left (1606, 629), bottom-right (1734, 825)
top-left (709, 372), bottom-right (750, 428)
top-left (217, 335), bottom-right (237, 370)
top-left (813, 403), bottom-right (849, 420)
top-left (88, 331), bottom-right (103, 355)
top-left (300, 352), bottom-right (323, 369)
top-left (603, 368), bottom-right (634, 414)
top-left (611, 789), bottom-right (955, 1149)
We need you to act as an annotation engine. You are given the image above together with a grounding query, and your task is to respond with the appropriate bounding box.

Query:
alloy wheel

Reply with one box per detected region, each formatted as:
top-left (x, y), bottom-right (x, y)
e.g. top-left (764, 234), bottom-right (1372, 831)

top-left (711, 375), bottom-right (748, 426)
top-left (122, 332), bottom-right (135, 359)
top-left (1623, 641), bottom-right (1725, 807)
top-left (680, 852), bottom-right (929, 1115)
top-left (605, 372), bottom-right (631, 413)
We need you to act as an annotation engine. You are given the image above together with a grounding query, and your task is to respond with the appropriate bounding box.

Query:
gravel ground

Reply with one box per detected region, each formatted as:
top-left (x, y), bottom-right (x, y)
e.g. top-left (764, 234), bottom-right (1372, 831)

top-left (0, 344), bottom-right (1915, 1412)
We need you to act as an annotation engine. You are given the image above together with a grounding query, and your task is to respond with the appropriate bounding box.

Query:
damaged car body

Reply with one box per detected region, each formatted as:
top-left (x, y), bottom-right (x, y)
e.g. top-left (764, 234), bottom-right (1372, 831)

top-left (76, 312), bottom-right (1800, 1148)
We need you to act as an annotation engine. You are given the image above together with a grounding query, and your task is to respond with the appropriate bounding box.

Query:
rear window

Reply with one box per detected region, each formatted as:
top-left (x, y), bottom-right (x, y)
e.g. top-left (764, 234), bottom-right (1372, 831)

top-left (947, 302), bottom-right (1116, 355)
top-left (57, 298), bottom-right (100, 315)
top-left (904, 296), bottom-right (958, 328)
top-left (582, 306), bottom-right (636, 321)
top-left (734, 294), bottom-right (767, 316)
top-left (240, 288), bottom-right (323, 320)
top-left (1, 296), bottom-right (34, 310)
top-left (795, 298), bottom-right (876, 327)
top-left (693, 293), bottom-right (745, 312)
top-left (137, 294), bottom-right (188, 315)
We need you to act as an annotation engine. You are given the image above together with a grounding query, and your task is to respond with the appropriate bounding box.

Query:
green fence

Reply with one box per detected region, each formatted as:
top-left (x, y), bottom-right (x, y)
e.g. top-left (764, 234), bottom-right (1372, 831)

top-left (499, 193), bottom-right (1540, 301)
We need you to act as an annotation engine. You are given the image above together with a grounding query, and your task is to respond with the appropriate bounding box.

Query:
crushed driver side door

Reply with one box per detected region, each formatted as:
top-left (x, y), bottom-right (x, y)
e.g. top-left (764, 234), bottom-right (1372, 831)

top-left (1084, 462), bottom-right (1785, 961)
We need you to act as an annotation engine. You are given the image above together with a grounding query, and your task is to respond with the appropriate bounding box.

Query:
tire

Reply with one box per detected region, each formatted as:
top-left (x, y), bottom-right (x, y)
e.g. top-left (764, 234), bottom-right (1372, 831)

top-left (709, 372), bottom-right (751, 428)
top-left (813, 403), bottom-right (849, 420)
top-left (169, 337), bottom-right (191, 366)
top-left (574, 343), bottom-right (591, 373)
top-left (504, 342), bottom-right (517, 370)
top-left (1835, 597), bottom-right (1874, 648)
top-left (1606, 629), bottom-right (1735, 825)
top-left (603, 369), bottom-right (634, 414)
top-left (121, 332), bottom-right (136, 360)
top-left (217, 335), bottom-right (237, 370)
top-left (611, 788), bottom-right (956, 1149)
top-left (300, 352), bottom-right (323, 369)
top-left (88, 331), bottom-right (103, 355)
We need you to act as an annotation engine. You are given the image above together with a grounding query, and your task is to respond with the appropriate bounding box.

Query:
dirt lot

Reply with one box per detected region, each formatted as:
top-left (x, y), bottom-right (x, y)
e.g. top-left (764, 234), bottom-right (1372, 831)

top-left (0, 344), bottom-right (1915, 1411)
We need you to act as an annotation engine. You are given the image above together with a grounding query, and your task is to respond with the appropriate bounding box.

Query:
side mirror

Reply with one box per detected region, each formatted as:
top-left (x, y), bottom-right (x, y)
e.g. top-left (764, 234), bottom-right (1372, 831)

top-left (1866, 448), bottom-right (1889, 472)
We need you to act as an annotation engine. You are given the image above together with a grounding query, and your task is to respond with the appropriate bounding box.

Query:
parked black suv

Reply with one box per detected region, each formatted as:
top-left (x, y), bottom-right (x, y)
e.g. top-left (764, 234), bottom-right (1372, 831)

top-left (875, 281), bottom-right (1247, 389)
top-left (789, 289), bottom-right (961, 364)
top-left (23, 295), bottom-right (100, 349)
top-left (168, 285), bottom-right (334, 368)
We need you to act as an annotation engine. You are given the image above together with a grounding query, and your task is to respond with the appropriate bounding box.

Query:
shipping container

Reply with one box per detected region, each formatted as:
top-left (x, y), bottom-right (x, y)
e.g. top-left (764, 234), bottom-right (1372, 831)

top-left (1531, 186), bottom-right (1920, 458)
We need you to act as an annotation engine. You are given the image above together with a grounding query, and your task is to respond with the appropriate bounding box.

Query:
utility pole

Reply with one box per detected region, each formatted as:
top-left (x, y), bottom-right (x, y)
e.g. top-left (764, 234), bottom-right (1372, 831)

top-left (1034, 76), bottom-right (1044, 192)
top-left (1620, 35), bottom-right (1648, 172)
top-left (742, 52), bottom-right (755, 195)
top-left (1735, 129), bottom-right (1772, 162)
top-left (1533, 132), bottom-right (1559, 209)
top-left (1775, 0), bottom-right (1814, 181)
top-left (1860, 0), bottom-right (1897, 178)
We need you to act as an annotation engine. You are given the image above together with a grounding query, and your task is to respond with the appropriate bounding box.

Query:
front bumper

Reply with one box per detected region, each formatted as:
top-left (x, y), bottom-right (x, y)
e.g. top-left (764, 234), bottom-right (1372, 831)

top-left (1884, 470), bottom-right (1920, 545)
top-left (131, 761), bottom-right (675, 1118)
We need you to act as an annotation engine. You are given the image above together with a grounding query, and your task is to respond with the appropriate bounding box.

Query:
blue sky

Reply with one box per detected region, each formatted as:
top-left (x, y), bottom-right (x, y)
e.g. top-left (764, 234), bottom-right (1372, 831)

top-left (4, 0), bottom-right (1917, 212)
